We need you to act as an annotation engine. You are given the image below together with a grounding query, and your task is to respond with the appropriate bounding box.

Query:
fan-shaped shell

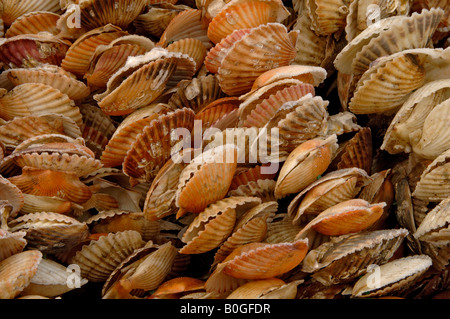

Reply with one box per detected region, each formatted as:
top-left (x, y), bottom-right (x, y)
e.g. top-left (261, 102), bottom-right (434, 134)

top-left (0, 229), bottom-right (27, 262)
top-left (5, 11), bottom-right (60, 38)
top-left (0, 250), bottom-right (42, 299)
top-left (175, 144), bottom-right (239, 218)
top-left (8, 212), bottom-right (89, 254)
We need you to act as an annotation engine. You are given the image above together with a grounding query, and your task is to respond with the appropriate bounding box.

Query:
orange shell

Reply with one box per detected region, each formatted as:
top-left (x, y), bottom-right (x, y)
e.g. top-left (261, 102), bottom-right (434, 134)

top-left (149, 277), bottom-right (205, 299)
top-left (166, 38), bottom-right (207, 73)
top-left (5, 11), bottom-right (60, 38)
top-left (0, 229), bottom-right (27, 262)
top-left (216, 23), bottom-right (298, 96)
top-left (175, 145), bottom-right (238, 218)
top-left (0, 250), bottom-right (42, 299)
top-left (61, 25), bottom-right (129, 79)
top-left (222, 239), bottom-right (309, 279)
top-left (8, 166), bottom-right (92, 204)
top-left (297, 199), bottom-right (386, 237)
top-left (207, 0), bottom-right (288, 44)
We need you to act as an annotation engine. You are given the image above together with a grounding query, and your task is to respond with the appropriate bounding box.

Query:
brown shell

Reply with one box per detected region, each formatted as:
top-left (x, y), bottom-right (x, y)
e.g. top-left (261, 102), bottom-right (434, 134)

top-left (122, 108), bottom-right (195, 184)
top-left (301, 228), bottom-right (409, 285)
top-left (179, 196), bottom-right (261, 254)
top-left (77, 0), bottom-right (148, 31)
top-left (70, 230), bottom-right (146, 282)
top-left (8, 212), bottom-right (89, 254)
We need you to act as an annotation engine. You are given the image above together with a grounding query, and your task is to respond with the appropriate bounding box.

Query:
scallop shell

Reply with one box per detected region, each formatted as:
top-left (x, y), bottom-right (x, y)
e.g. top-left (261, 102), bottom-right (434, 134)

top-left (0, 175), bottom-right (25, 218)
top-left (95, 48), bottom-right (196, 116)
top-left (301, 228), bottom-right (408, 285)
top-left (215, 23), bottom-right (299, 96)
top-left (351, 8), bottom-right (444, 75)
top-left (133, 4), bottom-right (187, 38)
top-left (305, 0), bottom-right (352, 36)
top-left (6, 65), bottom-right (90, 101)
top-left (412, 148), bottom-right (450, 202)
top-left (331, 127), bottom-right (373, 174)
top-left (194, 96), bottom-right (240, 133)
top-left (414, 197), bottom-right (450, 244)
top-left (351, 255), bottom-right (433, 298)
top-left (70, 230), bottom-right (146, 282)
top-left (20, 258), bottom-right (88, 298)
top-left (179, 196), bottom-right (262, 254)
top-left (8, 166), bottom-right (92, 204)
top-left (250, 64), bottom-right (327, 91)
top-left (348, 52), bottom-right (426, 115)
top-left (0, 0), bottom-right (60, 26)
top-left (77, 0), bottom-right (148, 31)
top-left (410, 97), bottom-right (450, 160)
top-left (5, 11), bottom-right (60, 38)
top-left (274, 134), bottom-right (338, 199)
top-left (87, 210), bottom-right (160, 241)
top-left (8, 212), bottom-right (89, 254)
top-left (295, 199), bottom-right (386, 238)
top-left (20, 193), bottom-right (74, 215)
top-left (85, 35), bottom-right (155, 89)
top-left (225, 277), bottom-right (286, 299)
top-left (288, 167), bottom-right (372, 224)
top-left (0, 83), bottom-right (83, 127)
top-left (212, 201), bottom-right (277, 265)
top-left (0, 114), bottom-right (82, 153)
top-left (229, 164), bottom-right (277, 191)
top-left (228, 178), bottom-right (277, 203)
top-left (175, 144), bottom-right (238, 218)
top-left (100, 103), bottom-right (170, 168)
top-left (0, 250), bottom-right (42, 299)
top-left (149, 277), bottom-right (205, 299)
top-left (167, 74), bottom-right (226, 113)
top-left (222, 239), bottom-right (309, 279)
top-left (0, 229), bottom-right (27, 262)
top-left (122, 107), bottom-right (195, 184)
top-left (157, 8), bottom-right (212, 50)
top-left (262, 94), bottom-right (330, 153)
top-left (0, 33), bottom-right (69, 69)
top-left (207, 0), bottom-right (290, 44)
top-left (241, 82), bottom-right (316, 128)
top-left (61, 24), bottom-right (129, 79)
top-left (116, 241), bottom-right (178, 293)
top-left (166, 38), bottom-right (207, 73)
top-left (382, 79), bottom-right (450, 156)
top-left (78, 104), bottom-right (117, 158)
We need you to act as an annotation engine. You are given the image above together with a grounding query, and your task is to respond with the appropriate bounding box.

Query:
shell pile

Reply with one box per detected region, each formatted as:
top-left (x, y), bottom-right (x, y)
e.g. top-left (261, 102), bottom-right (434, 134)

top-left (0, 0), bottom-right (449, 300)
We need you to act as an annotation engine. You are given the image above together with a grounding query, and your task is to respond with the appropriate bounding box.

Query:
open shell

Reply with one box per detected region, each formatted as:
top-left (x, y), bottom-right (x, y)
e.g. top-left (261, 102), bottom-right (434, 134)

top-left (5, 11), bottom-right (60, 38)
